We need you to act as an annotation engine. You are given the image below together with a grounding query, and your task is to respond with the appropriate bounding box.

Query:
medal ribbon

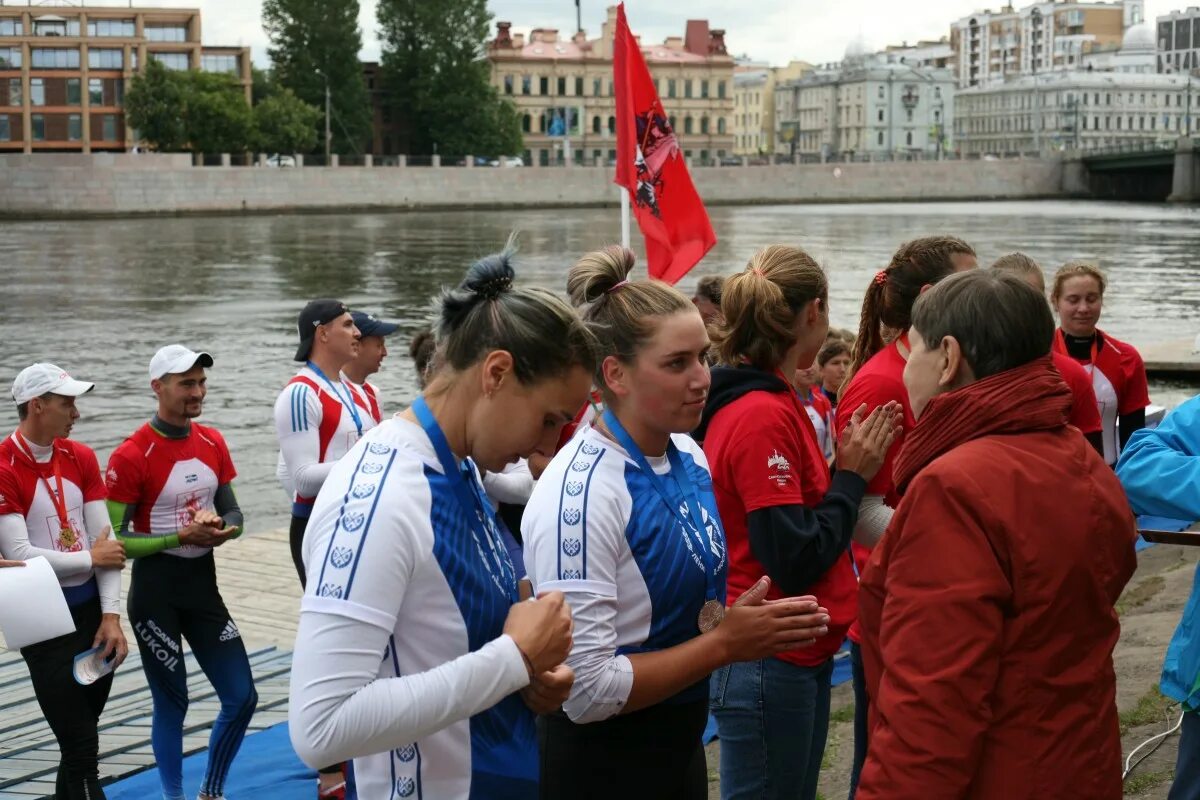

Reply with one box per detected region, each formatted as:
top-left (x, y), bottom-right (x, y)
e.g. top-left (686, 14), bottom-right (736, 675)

top-left (14, 433), bottom-right (71, 537)
top-left (306, 361), bottom-right (364, 437)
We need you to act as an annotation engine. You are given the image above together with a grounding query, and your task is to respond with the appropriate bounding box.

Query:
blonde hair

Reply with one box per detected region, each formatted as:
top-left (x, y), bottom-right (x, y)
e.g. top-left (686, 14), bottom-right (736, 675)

top-left (1050, 260), bottom-right (1107, 304)
top-left (566, 245), bottom-right (693, 398)
top-left (713, 245), bottom-right (827, 369)
top-left (991, 252), bottom-right (1045, 293)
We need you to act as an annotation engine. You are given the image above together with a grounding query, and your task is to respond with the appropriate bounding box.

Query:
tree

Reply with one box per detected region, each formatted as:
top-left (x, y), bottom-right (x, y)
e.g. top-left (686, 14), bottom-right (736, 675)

top-left (376, 0), bottom-right (523, 159)
top-left (252, 65), bottom-right (279, 105)
top-left (124, 59), bottom-right (188, 151)
top-left (255, 89), bottom-right (322, 154)
top-left (186, 71), bottom-right (255, 154)
top-left (263, 0), bottom-right (371, 154)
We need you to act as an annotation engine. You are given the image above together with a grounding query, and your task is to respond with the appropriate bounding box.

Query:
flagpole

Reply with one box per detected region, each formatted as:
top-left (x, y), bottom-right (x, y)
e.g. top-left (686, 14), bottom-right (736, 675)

top-left (619, 187), bottom-right (631, 248)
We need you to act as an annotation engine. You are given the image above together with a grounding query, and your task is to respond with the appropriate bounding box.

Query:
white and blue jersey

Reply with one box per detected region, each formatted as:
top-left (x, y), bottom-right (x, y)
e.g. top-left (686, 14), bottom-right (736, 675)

top-left (289, 417), bottom-right (535, 800)
top-left (522, 425), bottom-right (727, 723)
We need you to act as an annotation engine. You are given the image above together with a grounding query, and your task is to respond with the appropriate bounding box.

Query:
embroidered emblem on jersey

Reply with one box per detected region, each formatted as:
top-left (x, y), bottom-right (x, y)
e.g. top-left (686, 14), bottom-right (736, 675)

top-left (396, 777), bottom-right (415, 797)
top-left (570, 460), bottom-right (592, 472)
top-left (351, 483), bottom-right (376, 499)
top-left (330, 546), bottom-right (353, 568)
top-left (218, 620), bottom-right (241, 642)
top-left (565, 480), bottom-right (583, 496)
top-left (318, 583), bottom-right (344, 598)
top-left (361, 461), bottom-right (384, 474)
top-left (368, 442), bottom-right (392, 455)
top-left (105, 467), bottom-right (117, 484)
top-left (562, 508), bottom-right (582, 526)
top-left (342, 512), bottom-right (366, 532)
top-left (562, 568), bottom-right (582, 579)
top-left (677, 499), bottom-right (727, 574)
top-left (562, 537), bottom-right (582, 557)
top-left (581, 442), bottom-right (600, 456)
top-left (396, 745), bottom-right (416, 762)
top-left (174, 490), bottom-right (211, 529)
top-left (767, 450), bottom-right (792, 487)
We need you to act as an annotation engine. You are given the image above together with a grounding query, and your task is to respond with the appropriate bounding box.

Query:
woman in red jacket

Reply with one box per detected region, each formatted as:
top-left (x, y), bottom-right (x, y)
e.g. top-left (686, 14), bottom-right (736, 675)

top-left (698, 245), bottom-right (899, 800)
top-left (1050, 260), bottom-right (1149, 466)
top-left (856, 269), bottom-right (1137, 800)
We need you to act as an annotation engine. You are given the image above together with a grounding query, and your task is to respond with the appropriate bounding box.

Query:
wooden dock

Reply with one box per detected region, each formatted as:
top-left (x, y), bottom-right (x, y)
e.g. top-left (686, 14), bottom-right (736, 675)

top-left (0, 528), bottom-right (302, 798)
top-left (1142, 337), bottom-right (1200, 378)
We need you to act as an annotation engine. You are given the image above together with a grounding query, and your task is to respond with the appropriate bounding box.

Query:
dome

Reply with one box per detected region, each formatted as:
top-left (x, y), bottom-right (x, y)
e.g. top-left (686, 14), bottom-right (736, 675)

top-left (1122, 23), bottom-right (1156, 52)
top-left (844, 34), bottom-right (871, 61)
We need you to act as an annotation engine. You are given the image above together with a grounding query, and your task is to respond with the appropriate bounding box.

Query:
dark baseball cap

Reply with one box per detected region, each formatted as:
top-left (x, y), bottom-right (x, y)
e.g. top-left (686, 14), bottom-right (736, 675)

top-left (294, 299), bottom-right (350, 362)
top-left (350, 311), bottom-right (399, 339)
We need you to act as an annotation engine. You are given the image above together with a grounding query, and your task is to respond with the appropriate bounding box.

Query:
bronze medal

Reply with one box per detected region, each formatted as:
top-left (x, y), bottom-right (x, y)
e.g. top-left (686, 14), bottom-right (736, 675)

top-left (698, 599), bottom-right (725, 633)
top-left (59, 524), bottom-right (76, 549)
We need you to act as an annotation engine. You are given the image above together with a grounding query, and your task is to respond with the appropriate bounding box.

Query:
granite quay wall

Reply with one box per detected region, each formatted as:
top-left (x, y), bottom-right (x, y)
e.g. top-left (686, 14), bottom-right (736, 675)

top-left (0, 154), bottom-right (1069, 219)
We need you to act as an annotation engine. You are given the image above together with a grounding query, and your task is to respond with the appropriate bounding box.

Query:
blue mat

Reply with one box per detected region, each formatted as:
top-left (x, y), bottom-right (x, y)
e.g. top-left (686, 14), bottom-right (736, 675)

top-left (1136, 514), bottom-right (1195, 552)
top-left (107, 722), bottom-right (314, 799)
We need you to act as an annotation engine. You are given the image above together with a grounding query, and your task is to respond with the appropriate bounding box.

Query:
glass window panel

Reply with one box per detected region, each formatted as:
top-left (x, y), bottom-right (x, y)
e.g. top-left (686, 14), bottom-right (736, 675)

top-left (7, 77), bottom-right (20, 106)
top-left (68, 113), bottom-right (81, 140)
top-left (31, 78), bottom-right (44, 106)
top-left (31, 48), bottom-right (80, 68)
top-left (151, 52), bottom-right (189, 70)
top-left (32, 113), bottom-right (44, 141)
top-left (102, 114), bottom-right (117, 141)
top-left (66, 78), bottom-right (80, 105)
top-left (0, 115), bottom-right (9, 141)
top-left (88, 49), bottom-right (123, 69)
top-left (88, 78), bottom-right (102, 104)
top-left (145, 25), bottom-right (187, 43)
top-left (0, 18), bottom-right (23, 36)
top-left (0, 48), bottom-right (21, 68)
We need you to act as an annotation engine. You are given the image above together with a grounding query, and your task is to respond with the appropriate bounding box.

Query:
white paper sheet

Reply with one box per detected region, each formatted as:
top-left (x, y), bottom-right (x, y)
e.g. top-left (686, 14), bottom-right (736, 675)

top-left (0, 557), bottom-right (76, 649)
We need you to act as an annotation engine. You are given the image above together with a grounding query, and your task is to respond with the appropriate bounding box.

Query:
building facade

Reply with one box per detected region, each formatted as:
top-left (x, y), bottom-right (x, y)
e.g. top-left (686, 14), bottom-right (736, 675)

top-left (880, 39), bottom-right (955, 69)
top-left (775, 49), bottom-right (956, 160)
top-left (951, 0), bottom-right (1144, 88)
top-left (733, 59), bottom-right (810, 156)
top-left (955, 25), bottom-right (1196, 154)
top-left (0, 5), bottom-right (250, 153)
top-left (487, 6), bottom-right (735, 166)
top-left (1157, 7), bottom-right (1200, 73)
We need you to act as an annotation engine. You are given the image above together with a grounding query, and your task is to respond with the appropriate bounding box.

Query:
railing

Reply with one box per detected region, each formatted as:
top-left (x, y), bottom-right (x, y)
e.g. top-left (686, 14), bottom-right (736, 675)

top-left (1078, 139), bottom-right (1178, 159)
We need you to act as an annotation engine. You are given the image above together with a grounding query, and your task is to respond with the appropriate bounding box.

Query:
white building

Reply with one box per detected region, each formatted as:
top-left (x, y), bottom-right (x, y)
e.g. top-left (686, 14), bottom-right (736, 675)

top-left (775, 44), bottom-right (956, 159)
top-left (879, 39), bottom-right (954, 69)
top-left (955, 24), bottom-right (1198, 155)
top-left (1157, 7), bottom-right (1200, 73)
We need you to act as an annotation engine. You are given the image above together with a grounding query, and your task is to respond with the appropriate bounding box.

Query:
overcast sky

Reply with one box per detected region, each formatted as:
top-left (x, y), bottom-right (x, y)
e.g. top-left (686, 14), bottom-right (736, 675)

top-left (31, 0), bottom-right (1182, 66)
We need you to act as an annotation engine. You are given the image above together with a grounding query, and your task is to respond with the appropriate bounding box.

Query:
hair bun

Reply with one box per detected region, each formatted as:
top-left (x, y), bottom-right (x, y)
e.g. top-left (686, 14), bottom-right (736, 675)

top-left (463, 252), bottom-right (516, 300)
top-left (567, 245), bottom-right (636, 306)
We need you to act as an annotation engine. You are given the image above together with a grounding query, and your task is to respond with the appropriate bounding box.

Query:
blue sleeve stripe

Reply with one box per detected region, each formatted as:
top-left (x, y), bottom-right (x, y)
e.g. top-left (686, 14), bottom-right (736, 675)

top-left (289, 386), bottom-right (297, 432)
top-left (315, 445), bottom-right (372, 590)
top-left (579, 450), bottom-right (605, 581)
top-left (342, 452), bottom-right (397, 599)
top-left (556, 439), bottom-right (587, 581)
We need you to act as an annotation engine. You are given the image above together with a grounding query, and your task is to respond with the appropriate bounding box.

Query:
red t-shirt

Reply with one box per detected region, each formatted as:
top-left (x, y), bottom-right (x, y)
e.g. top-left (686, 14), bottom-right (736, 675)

top-left (106, 422), bottom-right (237, 558)
top-left (835, 343), bottom-right (917, 643)
top-left (0, 434), bottom-right (105, 581)
top-left (703, 389), bottom-right (858, 666)
top-left (1050, 352), bottom-right (1102, 435)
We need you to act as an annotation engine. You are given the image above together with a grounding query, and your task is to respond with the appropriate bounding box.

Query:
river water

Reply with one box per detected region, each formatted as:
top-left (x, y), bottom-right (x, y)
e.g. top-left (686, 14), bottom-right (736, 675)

top-left (2, 200), bottom-right (1198, 532)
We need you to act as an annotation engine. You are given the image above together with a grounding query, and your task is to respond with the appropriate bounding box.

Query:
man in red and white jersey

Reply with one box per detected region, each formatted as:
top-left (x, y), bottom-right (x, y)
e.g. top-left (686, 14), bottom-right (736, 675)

top-left (0, 363), bottom-right (127, 800)
top-left (274, 299), bottom-right (362, 585)
top-left (342, 310), bottom-right (399, 427)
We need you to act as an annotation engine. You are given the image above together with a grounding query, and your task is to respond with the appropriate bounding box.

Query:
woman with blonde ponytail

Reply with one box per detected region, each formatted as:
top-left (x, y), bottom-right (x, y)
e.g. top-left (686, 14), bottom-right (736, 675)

top-left (835, 234), bottom-right (976, 799)
top-left (697, 245), bottom-right (900, 800)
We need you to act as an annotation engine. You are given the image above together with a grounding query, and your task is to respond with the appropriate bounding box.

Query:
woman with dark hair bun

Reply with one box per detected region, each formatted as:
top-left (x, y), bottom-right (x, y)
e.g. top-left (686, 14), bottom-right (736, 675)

top-left (289, 243), bottom-right (600, 800)
top-left (855, 269), bottom-right (1136, 800)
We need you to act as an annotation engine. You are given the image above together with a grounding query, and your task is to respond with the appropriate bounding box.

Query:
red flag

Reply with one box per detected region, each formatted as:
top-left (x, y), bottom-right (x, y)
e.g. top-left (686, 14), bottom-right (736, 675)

top-left (613, 3), bottom-right (716, 285)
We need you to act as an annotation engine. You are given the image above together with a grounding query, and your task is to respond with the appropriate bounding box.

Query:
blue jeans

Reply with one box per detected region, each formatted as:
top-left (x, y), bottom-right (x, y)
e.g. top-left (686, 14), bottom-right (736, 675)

top-left (710, 657), bottom-right (833, 800)
top-left (1169, 710), bottom-right (1200, 800)
top-left (847, 642), bottom-right (869, 800)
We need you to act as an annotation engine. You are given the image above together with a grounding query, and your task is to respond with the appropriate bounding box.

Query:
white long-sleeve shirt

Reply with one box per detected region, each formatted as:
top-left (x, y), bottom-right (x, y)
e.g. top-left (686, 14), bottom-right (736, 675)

top-left (289, 417), bottom-right (537, 799)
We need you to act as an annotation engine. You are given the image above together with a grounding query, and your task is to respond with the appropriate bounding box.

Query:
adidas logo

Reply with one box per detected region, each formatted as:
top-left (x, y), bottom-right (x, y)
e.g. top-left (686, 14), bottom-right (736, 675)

top-left (218, 620), bottom-right (241, 642)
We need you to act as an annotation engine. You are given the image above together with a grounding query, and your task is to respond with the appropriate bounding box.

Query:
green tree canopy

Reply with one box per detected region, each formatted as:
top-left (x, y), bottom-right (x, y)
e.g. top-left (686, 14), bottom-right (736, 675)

top-left (377, 0), bottom-right (522, 159)
top-left (124, 59), bottom-right (188, 151)
top-left (263, 0), bottom-right (371, 154)
top-left (125, 61), bottom-right (256, 154)
top-left (254, 89), bottom-right (322, 154)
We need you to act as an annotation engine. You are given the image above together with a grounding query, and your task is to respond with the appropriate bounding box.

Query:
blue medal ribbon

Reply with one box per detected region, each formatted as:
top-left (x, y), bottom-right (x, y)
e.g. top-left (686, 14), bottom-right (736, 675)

top-left (306, 360), bottom-right (364, 437)
top-left (412, 396), bottom-right (517, 601)
top-left (601, 410), bottom-right (718, 605)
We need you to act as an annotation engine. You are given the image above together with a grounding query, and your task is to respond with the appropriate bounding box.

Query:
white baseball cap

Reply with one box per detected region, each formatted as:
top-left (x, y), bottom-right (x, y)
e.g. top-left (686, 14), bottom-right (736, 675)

top-left (149, 345), bottom-right (214, 381)
top-left (12, 363), bottom-right (95, 405)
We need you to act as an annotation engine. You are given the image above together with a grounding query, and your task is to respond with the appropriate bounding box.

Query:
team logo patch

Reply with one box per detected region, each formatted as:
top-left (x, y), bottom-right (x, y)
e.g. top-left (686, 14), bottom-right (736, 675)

top-left (330, 546), bottom-right (353, 568)
top-left (570, 460), bottom-right (591, 472)
top-left (351, 483), bottom-right (376, 500)
top-left (361, 461), bottom-right (384, 475)
top-left (342, 512), bottom-right (365, 532)
top-left (397, 745), bottom-right (416, 762)
top-left (581, 442), bottom-right (600, 456)
top-left (767, 450), bottom-right (792, 487)
top-left (368, 442), bottom-right (391, 455)
top-left (318, 583), bottom-right (344, 599)
top-left (396, 777), bottom-right (415, 797)
top-left (565, 480), bottom-right (583, 496)
top-left (562, 508), bottom-right (582, 526)
top-left (561, 568), bottom-right (582, 580)
top-left (562, 538), bottom-right (581, 557)
top-left (105, 467), bottom-right (118, 484)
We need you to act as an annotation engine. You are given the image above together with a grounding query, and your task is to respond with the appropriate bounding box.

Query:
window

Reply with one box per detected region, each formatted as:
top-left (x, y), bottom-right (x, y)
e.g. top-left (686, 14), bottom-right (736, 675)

top-left (145, 24), bottom-right (188, 43)
top-left (878, 131), bottom-right (884, 145)
top-left (68, 113), bottom-right (81, 141)
top-left (701, 80), bottom-right (709, 99)
top-left (102, 114), bottom-right (117, 141)
top-left (88, 78), bottom-right (102, 104)
top-left (607, 115), bottom-right (615, 134)
top-left (31, 48), bottom-right (80, 68)
top-left (503, 75), bottom-right (513, 94)
top-left (88, 48), bottom-right (123, 69)
top-left (685, 116), bottom-right (693, 134)
top-left (0, 115), bottom-right (8, 141)
top-left (718, 117), bottom-right (725, 134)
top-left (66, 78), bottom-right (80, 105)
top-left (592, 115), bottom-right (601, 134)
top-left (521, 113), bottom-right (530, 133)
top-left (668, 79), bottom-right (676, 99)
top-left (718, 81), bottom-right (726, 99)
top-left (521, 75), bottom-right (530, 95)
top-left (906, 131), bottom-right (913, 146)
top-left (33, 18), bottom-right (69, 37)
top-left (700, 116), bottom-right (709, 134)
top-left (88, 19), bottom-right (135, 37)
top-left (151, 52), bottom-right (189, 70)
top-left (685, 79), bottom-right (693, 99)
top-left (0, 47), bottom-right (21, 69)
top-left (593, 77), bottom-right (601, 96)
top-left (30, 78), bottom-right (44, 106)
top-left (557, 76), bottom-right (566, 95)
top-left (6, 78), bottom-right (19, 106)
top-left (539, 76), bottom-right (548, 95)
top-left (877, 108), bottom-right (884, 122)
top-left (201, 54), bottom-right (238, 74)
top-left (575, 76), bottom-right (583, 95)
top-left (906, 109), bottom-right (913, 122)
top-left (0, 18), bottom-right (22, 36)
top-left (31, 113), bottom-right (44, 141)
top-left (608, 80), bottom-right (613, 96)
